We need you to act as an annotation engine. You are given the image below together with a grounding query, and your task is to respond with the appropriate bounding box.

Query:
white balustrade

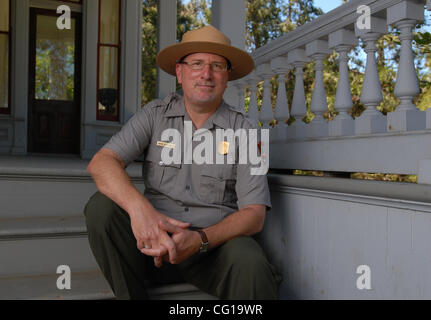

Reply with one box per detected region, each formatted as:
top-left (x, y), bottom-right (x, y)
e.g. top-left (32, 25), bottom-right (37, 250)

top-left (328, 29), bottom-right (358, 137)
top-left (256, 63), bottom-right (274, 129)
top-left (287, 48), bottom-right (310, 140)
top-left (232, 78), bottom-right (248, 114)
top-left (245, 70), bottom-right (261, 128)
top-left (306, 40), bottom-right (331, 138)
top-left (355, 17), bottom-right (387, 135)
top-left (244, 0), bottom-right (431, 180)
top-left (387, 1), bottom-right (425, 132)
top-left (270, 56), bottom-right (290, 143)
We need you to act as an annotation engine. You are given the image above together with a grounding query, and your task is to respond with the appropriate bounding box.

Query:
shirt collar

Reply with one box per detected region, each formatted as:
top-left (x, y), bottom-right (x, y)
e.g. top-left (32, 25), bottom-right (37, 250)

top-left (164, 93), bottom-right (186, 118)
top-left (164, 94), bottom-right (231, 130)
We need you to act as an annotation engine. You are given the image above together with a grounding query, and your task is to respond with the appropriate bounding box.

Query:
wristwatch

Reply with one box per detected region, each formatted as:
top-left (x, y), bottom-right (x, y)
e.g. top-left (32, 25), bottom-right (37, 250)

top-left (197, 229), bottom-right (209, 253)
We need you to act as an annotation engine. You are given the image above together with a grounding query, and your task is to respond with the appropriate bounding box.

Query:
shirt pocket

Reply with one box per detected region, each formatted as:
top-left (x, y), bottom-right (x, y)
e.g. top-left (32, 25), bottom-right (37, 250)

top-left (159, 162), bottom-right (182, 193)
top-left (143, 148), bottom-right (182, 194)
top-left (142, 160), bottom-right (164, 192)
top-left (200, 164), bottom-right (237, 205)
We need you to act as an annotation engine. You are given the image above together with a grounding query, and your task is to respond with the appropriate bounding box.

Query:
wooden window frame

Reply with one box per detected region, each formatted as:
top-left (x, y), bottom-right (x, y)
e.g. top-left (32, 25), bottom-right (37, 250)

top-left (0, 0), bottom-right (11, 115)
top-left (97, 0), bottom-right (121, 122)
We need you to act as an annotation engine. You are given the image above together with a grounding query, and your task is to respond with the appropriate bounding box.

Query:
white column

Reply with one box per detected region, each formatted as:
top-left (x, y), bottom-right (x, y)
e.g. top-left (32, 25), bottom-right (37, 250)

top-left (11, 0), bottom-right (29, 155)
top-left (156, 0), bottom-right (177, 99)
top-left (212, 0), bottom-right (247, 106)
top-left (287, 49), bottom-right (309, 140)
top-left (355, 17), bottom-right (387, 135)
top-left (245, 71), bottom-right (260, 128)
top-left (306, 40), bottom-right (331, 138)
top-left (328, 29), bottom-right (358, 137)
top-left (271, 56), bottom-right (290, 143)
top-left (122, 0), bottom-right (143, 120)
top-left (387, 1), bottom-right (425, 131)
top-left (256, 63), bottom-right (274, 128)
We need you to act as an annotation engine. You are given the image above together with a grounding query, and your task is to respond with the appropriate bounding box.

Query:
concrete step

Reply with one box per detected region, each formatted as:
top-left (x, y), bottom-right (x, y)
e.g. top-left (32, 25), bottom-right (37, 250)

top-left (0, 155), bottom-right (145, 219)
top-left (0, 269), bottom-right (217, 300)
top-left (0, 216), bottom-right (98, 277)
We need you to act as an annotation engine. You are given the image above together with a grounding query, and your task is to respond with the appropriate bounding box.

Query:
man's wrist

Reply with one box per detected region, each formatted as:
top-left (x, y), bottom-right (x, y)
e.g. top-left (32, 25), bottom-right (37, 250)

top-left (196, 229), bottom-right (209, 254)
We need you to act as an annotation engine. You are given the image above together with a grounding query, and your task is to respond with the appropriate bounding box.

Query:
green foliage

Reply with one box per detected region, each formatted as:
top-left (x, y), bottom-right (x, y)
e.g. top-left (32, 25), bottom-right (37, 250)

top-left (141, 0), bottom-right (211, 106)
top-left (141, 0), bottom-right (431, 121)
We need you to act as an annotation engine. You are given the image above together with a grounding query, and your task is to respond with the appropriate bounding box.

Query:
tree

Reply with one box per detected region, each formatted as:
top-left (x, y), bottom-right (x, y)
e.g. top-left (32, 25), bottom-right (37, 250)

top-left (141, 0), bottom-right (210, 106)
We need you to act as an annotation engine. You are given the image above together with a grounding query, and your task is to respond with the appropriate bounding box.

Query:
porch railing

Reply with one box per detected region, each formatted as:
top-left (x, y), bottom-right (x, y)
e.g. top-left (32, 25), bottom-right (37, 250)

top-left (232, 0), bottom-right (431, 184)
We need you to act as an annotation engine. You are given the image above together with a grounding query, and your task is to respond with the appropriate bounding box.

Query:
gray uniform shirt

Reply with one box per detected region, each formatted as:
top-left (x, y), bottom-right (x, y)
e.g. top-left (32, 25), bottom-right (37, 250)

top-left (104, 93), bottom-right (271, 228)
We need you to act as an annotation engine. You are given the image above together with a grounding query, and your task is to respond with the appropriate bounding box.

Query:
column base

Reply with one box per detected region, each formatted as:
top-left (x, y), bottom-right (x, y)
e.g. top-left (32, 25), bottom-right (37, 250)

top-left (418, 159), bottom-right (431, 185)
top-left (287, 121), bottom-right (307, 140)
top-left (307, 120), bottom-right (329, 139)
top-left (387, 108), bottom-right (426, 132)
top-left (329, 114), bottom-right (355, 137)
top-left (272, 123), bottom-right (288, 143)
top-left (355, 112), bottom-right (387, 135)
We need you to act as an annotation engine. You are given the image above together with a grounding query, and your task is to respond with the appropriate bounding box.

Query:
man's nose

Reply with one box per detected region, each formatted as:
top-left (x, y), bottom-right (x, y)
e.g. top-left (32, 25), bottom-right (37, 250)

top-left (200, 63), bottom-right (213, 79)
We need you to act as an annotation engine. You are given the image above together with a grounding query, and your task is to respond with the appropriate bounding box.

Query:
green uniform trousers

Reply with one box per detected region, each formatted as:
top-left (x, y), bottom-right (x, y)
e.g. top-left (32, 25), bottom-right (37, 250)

top-left (84, 192), bottom-right (279, 300)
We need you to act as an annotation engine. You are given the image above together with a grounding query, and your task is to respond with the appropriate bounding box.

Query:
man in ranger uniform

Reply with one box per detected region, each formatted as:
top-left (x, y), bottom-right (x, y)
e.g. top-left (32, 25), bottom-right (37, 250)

top-left (84, 25), bottom-right (279, 300)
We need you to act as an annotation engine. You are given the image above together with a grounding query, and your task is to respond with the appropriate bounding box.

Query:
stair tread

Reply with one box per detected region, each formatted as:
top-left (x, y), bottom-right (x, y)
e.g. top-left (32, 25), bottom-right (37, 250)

top-left (0, 216), bottom-right (87, 238)
top-left (0, 271), bottom-right (217, 300)
top-left (0, 155), bottom-right (143, 178)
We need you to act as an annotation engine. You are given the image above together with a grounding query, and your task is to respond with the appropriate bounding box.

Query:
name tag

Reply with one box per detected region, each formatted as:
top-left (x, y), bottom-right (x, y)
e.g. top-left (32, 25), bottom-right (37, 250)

top-left (218, 141), bottom-right (230, 155)
top-left (157, 141), bottom-right (176, 149)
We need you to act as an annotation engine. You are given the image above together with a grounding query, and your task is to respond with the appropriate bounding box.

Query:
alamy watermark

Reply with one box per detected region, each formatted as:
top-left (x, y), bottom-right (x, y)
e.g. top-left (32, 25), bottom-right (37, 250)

top-left (57, 5), bottom-right (71, 30)
top-left (356, 5), bottom-right (371, 30)
top-left (356, 264), bottom-right (372, 290)
top-left (159, 121), bottom-right (269, 176)
top-left (56, 265), bottom-right (71, 290)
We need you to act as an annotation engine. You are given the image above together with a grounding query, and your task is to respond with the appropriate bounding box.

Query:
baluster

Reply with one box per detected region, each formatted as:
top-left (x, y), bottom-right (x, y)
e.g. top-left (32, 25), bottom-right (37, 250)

top-left (256, 63), bottom-right (274, 129)
top-left (245, 70), bottom-right (261, 128)
top-left (387, 1), bottom-right (425, 131)
top-left (287, 48), bottom-right (309, 140)
top-left (233, 78), bottom-right (247, 113)
top-left (328, 29), bottom-right (358, 136)
top-left (270, 56), bottom-right (290, 143)
top-left (355, 17), bottom-right (387, 134)
top-left (306, 40), bottom-right (331, 138)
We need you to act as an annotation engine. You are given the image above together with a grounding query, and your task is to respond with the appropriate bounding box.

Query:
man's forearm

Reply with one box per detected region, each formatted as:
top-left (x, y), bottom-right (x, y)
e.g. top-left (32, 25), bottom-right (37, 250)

top-left (202, 205), bottom-right (266, 251)
top-left (87, 148), bottom-right (155, 216)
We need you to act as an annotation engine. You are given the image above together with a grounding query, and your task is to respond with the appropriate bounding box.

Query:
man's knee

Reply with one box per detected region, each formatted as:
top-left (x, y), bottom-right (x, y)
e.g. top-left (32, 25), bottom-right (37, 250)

top-left (84, 192), bottom-right (122, 235)
top-left (216, 236), bottom-right (279, 299)
top-left (220, 237), bottom-right (271, 273)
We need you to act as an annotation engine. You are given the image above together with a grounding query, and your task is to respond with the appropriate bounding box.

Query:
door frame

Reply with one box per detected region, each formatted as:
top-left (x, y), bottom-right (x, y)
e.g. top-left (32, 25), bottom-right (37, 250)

top-left (27, 7), bottom-right (82, 154)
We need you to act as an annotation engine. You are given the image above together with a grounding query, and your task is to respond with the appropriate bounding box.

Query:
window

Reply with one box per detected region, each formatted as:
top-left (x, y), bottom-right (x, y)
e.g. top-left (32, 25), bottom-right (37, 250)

top-left (97, 0), bottom-right (121, 121)
top-left (0, 0), bottom-right (11, 114)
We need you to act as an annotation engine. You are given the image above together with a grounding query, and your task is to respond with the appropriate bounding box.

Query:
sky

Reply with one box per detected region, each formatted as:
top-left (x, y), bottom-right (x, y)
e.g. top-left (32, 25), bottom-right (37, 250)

top-left (313, 0), bottom-right (343, 13)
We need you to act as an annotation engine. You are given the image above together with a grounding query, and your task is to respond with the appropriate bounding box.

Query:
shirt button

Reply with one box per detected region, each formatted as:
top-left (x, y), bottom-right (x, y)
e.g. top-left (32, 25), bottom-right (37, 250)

top-left (184, 207), bottom-right (189, 212)
top-left (186, 185), bottom-right (191, 191)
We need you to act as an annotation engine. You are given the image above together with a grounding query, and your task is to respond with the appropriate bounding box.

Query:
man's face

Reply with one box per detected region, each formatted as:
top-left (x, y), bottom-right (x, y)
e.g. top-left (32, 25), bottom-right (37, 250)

top-left (176, 53), bottom-right (231, 108)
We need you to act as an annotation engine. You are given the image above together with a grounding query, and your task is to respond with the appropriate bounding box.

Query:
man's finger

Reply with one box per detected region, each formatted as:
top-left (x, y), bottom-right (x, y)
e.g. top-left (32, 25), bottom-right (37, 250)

top-left (166, 217), bottom-right (190, 229)
top-left (161, 236), bottom-right (178, 263)
top-left (154, 257), bottom-right (163, 268)
top-left (159, 220), bottom-right (183, 234)
top-left (140, 247), bottom-right (167, 257)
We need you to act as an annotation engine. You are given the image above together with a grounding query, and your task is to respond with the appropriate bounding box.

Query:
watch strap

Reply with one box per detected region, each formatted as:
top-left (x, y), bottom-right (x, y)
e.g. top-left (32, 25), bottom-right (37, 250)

top-left (197, 229), bottom-right (209, 253)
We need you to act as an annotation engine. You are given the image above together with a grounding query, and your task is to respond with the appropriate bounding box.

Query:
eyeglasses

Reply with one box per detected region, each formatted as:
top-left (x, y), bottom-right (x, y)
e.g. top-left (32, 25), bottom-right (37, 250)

top-left (180, 60), bottom-right (229, 72)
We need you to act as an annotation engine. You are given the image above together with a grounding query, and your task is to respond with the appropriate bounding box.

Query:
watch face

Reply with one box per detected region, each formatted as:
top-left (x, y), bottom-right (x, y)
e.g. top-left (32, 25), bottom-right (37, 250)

top-left (200, 242), bottom-right (208, 253)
